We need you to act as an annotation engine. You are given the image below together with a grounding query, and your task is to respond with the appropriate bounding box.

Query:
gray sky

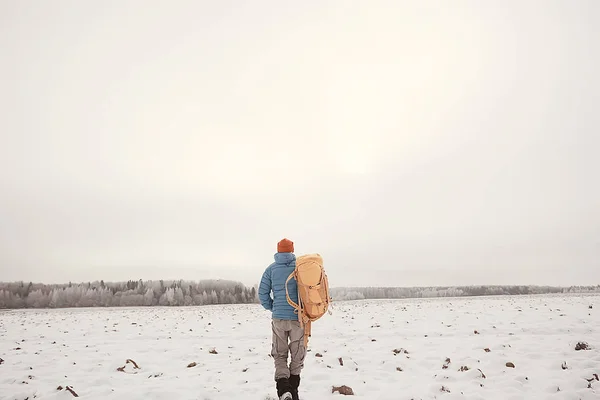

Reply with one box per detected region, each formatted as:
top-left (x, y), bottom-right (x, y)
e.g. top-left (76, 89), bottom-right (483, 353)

top-left (1, 0), bottom-right (599, 288)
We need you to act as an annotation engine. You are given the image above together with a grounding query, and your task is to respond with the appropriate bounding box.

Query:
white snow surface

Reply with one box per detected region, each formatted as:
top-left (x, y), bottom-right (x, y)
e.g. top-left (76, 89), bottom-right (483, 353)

top-left (1, 294), bottom-right (599, 400)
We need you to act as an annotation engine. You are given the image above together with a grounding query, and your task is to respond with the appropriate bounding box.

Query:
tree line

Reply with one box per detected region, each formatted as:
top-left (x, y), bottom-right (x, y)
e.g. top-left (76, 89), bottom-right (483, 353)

top-left (0, 280), bottom-right (598, 309)
top-left (0, 279), bottom-right (258, 309)
top-left (330, 284), bottom-right (600, 300)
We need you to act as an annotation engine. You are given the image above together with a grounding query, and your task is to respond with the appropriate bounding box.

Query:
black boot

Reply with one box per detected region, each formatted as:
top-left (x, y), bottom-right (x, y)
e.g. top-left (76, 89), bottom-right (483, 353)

top-left (276, 377), bottom-right (293, 400)
top-left (289, 375), bottom-right (300, 400)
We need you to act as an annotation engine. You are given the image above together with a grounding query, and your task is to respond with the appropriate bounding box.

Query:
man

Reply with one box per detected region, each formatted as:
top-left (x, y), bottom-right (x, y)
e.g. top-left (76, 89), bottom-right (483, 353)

top-left (259, 238), bottom-right (305, 400)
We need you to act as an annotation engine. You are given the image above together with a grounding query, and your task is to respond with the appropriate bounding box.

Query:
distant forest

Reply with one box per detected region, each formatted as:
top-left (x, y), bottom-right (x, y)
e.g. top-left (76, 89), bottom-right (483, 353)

top-left (329, 285), bottom-right (600, 300)
top-left (0, 280), bottom-right (599, 309)
top-left (0, 280), bottom-right (257, 309)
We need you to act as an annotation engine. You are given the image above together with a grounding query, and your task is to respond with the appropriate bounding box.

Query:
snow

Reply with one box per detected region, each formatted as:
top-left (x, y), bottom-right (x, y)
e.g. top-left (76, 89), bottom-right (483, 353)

top-left (1, 294), bottom-right (599, 400)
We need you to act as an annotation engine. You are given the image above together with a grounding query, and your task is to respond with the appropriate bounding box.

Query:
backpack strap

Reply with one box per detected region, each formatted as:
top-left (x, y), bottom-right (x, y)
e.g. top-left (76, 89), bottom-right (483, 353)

top-left (323, 270), bottom-right (333, 314)
top-left (304, 320), bottom-right (311, 348)
top-left (286, 270), bottom-right (311, 338)
top-left (285, 271), bottom-right (300, 313)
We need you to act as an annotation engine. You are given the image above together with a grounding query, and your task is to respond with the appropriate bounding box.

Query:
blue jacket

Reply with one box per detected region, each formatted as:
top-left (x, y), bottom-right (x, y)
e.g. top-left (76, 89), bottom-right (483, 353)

top-left (259, 252), bottom-right (299, 320)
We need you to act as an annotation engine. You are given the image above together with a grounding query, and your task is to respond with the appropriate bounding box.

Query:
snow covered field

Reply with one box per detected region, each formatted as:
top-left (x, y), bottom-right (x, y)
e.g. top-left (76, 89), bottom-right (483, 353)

top-left (1, 294), bottom-right (599, 400)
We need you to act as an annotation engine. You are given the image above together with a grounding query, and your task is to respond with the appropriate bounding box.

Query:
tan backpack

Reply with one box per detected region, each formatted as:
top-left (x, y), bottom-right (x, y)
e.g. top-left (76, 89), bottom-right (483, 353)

top-left (285, 253), bottom-right (331, 347)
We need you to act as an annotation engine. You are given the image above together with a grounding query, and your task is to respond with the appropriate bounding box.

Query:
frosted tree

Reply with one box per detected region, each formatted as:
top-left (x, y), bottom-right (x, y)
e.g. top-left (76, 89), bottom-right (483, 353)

top-left (144, 288), bottom-right (155, 306)
top-left (0, 289), bottom-right (10, 308)
top-left (26, 289), bottom-right (50, 308)
top-left (174, 287), bottom-right (184, 305)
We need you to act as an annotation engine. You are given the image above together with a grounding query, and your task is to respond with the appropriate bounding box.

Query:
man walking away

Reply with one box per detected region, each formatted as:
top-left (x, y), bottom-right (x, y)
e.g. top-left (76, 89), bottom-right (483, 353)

top-left (259, 238), bottom-right (305, 400)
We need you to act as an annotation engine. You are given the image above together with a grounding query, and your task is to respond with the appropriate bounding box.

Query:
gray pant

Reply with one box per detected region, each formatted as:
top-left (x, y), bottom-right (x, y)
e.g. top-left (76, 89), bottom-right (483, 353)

top-left (271, 318), bottom-right (306, 380)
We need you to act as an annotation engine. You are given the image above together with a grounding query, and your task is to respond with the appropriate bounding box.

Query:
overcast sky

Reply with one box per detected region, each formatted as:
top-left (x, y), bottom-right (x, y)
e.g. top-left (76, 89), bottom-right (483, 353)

top-left (1, 1), bottom-right (599, 288)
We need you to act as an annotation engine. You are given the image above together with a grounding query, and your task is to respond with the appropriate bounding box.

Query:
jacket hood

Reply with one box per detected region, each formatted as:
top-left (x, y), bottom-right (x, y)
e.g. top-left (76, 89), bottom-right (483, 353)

top-left (274, 252), bottom-right (296, 265)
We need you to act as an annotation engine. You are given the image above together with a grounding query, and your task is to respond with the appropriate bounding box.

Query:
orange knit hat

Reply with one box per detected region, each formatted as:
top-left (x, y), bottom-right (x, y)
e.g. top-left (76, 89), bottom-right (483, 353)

top-left (277, 238), bottom-right (294, 253)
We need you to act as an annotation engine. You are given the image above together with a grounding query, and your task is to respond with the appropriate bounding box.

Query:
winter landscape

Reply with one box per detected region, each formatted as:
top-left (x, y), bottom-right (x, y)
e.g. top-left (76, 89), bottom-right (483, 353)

top-left (3, 1), bottom-right (599, 400)
top-left (1, 293), bottom-right (598, 400)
